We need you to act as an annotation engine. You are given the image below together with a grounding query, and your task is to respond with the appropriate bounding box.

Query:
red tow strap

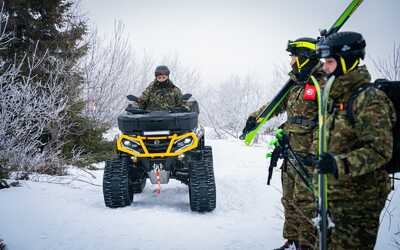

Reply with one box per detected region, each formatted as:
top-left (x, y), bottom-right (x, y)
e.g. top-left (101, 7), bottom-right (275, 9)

top-left (156, 169), bottom-right (161, 195)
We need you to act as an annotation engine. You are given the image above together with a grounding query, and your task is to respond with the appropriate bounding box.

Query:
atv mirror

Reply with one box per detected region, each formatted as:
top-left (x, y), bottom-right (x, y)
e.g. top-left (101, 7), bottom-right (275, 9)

top-left (182, 93), bottom-right (192, 101)
top-left (127, 95), bottom-right (139, 102)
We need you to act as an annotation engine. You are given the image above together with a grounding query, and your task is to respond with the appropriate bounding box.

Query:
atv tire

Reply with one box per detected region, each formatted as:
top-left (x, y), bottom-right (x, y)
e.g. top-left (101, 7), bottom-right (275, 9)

top-left (131, 176), bottom-right (147, 194)
top-left (189, 146), bottom-right (216, 212)
top-left (103, 158), bottom-right (133, 208)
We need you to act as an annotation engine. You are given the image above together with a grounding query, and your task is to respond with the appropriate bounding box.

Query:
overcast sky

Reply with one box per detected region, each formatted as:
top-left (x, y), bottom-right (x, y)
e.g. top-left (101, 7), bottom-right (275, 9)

top-left (81, 0), bottom-right (400, 84)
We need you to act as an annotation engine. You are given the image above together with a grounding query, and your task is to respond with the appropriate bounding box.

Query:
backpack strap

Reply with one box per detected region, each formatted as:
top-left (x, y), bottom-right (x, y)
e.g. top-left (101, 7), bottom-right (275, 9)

top-left (345, 83), bottom-right (375, 125)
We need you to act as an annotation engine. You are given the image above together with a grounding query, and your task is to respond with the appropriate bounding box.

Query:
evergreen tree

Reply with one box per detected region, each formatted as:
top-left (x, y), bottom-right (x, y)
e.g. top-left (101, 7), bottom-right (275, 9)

top-left (1, 0), bottom-right (112, 169)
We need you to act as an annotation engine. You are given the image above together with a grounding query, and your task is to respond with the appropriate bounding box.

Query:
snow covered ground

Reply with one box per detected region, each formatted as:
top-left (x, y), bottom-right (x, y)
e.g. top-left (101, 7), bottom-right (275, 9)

top-left (0, 139), bottom-right (399, 250)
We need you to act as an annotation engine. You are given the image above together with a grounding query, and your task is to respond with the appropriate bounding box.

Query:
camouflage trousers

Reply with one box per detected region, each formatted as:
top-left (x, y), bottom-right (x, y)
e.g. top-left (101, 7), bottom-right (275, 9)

top-left (325, 172), bottom-right (390, 250)
top-left (281, 154), bottom-right (316, 248)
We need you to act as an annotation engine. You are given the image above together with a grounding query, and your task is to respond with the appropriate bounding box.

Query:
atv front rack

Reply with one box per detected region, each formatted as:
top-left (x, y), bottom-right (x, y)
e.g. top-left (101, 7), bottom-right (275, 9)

top-left (116, 132), bottom-right (199, 158)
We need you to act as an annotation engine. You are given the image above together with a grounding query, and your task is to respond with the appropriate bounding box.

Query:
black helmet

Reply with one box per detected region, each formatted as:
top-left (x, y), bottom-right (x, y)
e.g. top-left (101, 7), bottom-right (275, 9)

top-left (316, 31), bottom-right (366, 59)
top-left (287, 37), bottom-right (317, 58)
top-left (155, 65), bottom-right (170, 76)
top-left (287, 37), bottom-right (319, 82)
top-left (317, 31), bottom-right (366, 76)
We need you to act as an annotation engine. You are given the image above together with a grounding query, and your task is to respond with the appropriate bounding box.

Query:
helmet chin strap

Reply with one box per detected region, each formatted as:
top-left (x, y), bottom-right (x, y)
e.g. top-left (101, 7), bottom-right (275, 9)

top-left (293, 60), bottom-right (319, 83)
top-left (331, 56), bottom-right (360, 77)
top-left (296, 57), bottom-right (310, 71)
top-left (340, 56), bottom-right (360, 74)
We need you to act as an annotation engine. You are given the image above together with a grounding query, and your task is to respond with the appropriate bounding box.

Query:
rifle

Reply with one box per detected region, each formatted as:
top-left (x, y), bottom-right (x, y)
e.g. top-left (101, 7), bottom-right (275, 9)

top-left (266, 129), bottom-right (313, 191)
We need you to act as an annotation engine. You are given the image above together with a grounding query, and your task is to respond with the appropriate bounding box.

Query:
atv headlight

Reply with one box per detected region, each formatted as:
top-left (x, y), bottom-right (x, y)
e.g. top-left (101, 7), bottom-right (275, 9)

top-left (121, 139), bottom-right (142, 152)
top-left (173, 137), bottom-right (194, 151)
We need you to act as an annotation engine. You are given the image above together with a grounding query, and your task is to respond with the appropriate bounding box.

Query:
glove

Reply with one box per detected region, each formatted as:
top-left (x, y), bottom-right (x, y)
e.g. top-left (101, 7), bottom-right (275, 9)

top-left (317, 152), bottom-right (338, 179)
top-left (125, 104), bottom-right (147, 114)
top-left (170, 106), bottom-right (189, 113)
top-left (240, 116), bottom-right (257, 137)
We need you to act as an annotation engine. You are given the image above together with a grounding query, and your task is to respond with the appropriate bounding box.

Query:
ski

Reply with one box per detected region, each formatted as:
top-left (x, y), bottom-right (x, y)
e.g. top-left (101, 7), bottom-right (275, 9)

top-left (324, 0), bottom-right (364, 37)
top-left (243, 79), bottom-right (294, 145)
top-left (313, 2), bottom-right (363, 249)
top-left (311, 75), bottom-right (335, 250)
top-left (241, 0), bottom-right (364, 146)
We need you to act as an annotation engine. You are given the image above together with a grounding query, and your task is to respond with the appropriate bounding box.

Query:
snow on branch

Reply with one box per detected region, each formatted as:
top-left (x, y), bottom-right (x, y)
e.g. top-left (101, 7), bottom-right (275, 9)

top-left (0, 28), bottom-right (70, 175)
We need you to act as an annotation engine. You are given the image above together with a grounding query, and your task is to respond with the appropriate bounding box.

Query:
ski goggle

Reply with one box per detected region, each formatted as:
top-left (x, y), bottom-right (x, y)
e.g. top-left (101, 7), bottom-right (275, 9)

top-left (316, 40), bottom-right (366, 59)
top-left (316, 44), bottom-right (332, 58)
top-left (287, 40), bottom-right (317, 58)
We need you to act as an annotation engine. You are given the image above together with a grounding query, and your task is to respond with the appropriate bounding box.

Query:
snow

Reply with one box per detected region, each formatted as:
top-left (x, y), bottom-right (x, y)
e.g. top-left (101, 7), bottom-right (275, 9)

top-left (376, 173), bottom-right (400, 250)
top-left (102, 126), bottom-right (120, 141)
top-left (0, 139), bottom-right (399, 250)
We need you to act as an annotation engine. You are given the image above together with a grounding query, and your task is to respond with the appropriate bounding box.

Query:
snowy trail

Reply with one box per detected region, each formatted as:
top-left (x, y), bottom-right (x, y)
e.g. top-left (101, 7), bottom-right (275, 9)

top-left (0, 139), bottom-right (399, 250)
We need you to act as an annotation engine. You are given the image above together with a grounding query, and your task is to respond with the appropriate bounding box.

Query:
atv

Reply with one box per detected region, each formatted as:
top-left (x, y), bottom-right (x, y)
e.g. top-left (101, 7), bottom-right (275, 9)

top-left (102, 94), bottom-right (216, 212)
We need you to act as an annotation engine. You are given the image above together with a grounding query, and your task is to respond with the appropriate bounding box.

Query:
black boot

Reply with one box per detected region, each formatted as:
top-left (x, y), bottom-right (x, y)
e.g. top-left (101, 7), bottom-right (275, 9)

top-left (0, 239), bottom-right (6, 250)
top-left (0, 180), bottom-right (9, 189)
top-left (274, 240), bottom-right (299, 250)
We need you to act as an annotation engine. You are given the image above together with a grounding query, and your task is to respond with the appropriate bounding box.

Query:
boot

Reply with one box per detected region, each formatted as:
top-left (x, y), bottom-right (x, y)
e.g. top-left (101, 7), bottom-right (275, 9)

top-left (0, 239), bottom-right (6, 250)
top-left (274, 240), bottom-right (299, 250)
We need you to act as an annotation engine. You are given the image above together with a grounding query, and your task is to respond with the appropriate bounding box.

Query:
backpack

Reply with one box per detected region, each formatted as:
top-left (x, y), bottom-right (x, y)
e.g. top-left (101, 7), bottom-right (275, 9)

top-left (346, 79), bottom-right (400, 174)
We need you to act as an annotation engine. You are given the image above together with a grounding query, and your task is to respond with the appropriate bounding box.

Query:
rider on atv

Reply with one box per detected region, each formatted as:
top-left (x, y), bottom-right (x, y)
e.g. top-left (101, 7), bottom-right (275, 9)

top-left (137, 65), bottom-right (189, 112)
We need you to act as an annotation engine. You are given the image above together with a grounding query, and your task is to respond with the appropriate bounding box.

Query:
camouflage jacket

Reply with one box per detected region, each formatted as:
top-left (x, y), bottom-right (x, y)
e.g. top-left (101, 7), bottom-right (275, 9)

top-left (137, 80), bottom-right (185, 111)
top-left (320, 66), bottom-right (396, 199)
top-left (251, 65), bottom-right (326, 155)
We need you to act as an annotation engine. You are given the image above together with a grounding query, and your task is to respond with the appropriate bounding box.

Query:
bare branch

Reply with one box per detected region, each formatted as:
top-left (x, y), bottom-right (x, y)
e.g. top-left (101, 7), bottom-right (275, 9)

top-left (371, 42), bottom-right (400, 81)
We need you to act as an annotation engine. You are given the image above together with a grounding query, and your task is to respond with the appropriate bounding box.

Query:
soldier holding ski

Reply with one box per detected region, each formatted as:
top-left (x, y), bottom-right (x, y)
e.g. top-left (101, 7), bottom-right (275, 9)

top-left (242, 38), bottom-right (326, 250)
top-left (313, 31), bottom-right (396, 249)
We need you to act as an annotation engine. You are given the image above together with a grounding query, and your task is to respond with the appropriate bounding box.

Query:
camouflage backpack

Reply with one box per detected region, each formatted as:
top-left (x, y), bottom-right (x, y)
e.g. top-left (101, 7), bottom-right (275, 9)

top-left (345, 79), bottom-right (400, 174)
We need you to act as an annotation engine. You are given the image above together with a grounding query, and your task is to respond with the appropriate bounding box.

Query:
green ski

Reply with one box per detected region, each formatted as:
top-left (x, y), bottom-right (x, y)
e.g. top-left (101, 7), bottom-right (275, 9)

top-left (324, 0), bottom-right (364, 37)
top-left (311, 75), bottom-right (335, 250)
top-left (313, 2), bottom-right (363, 250)
top-left (243, 80), bottom-right (294, 145)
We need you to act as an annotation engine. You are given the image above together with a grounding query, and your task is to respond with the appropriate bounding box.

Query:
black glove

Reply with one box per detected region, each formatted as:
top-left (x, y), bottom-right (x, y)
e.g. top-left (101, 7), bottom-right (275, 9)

top-left (317, 152), bottom-right (338, 178)
top-left (240, 116), bottom-right (257, 139)
top-left (125, 104), bottom-right (147, 114)
top-left (170, 106), bottom-right (189, 113)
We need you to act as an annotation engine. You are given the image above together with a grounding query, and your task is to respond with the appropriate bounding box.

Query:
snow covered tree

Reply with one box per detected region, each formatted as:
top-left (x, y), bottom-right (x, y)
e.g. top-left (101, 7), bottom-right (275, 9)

top-left (200, 67), bottom-right (288, 139)
top-left (0, 0), bottom-right (112, 167)
top-left (80, 22), bottom-right (142, 124)
top-left (0, 57), bottom-right (69, 176)
top-left (0, 12), bottom-right (70, 176)
top-left (200, 75), bottom-right (269, 138)
top-left (1, 0), bottom-right (87, 74)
